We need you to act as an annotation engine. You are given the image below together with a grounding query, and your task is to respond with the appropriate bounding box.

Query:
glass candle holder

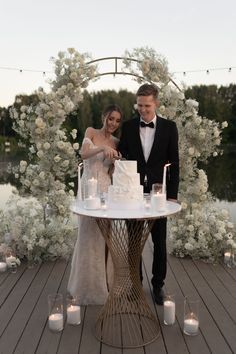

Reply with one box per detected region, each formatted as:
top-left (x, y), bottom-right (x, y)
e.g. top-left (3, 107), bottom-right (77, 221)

top-left (143, 193), bottom-right (151, 214)
top-left (183, 297), bottom-right (199, 336)
top-left (84, 177), bottom-right (100, 210)
top-left (151, 183), bottom-right (166, 211)
top-left (5, 248), bottom-right (18, 273)
top-left (164, 294), bottom-right (175, 325)
top-left (66, 295), bottom-right (81, 325)
top-left (48, 294), bottom-right (64, 332)
top-left (224, 249), bottom-right (233, 268)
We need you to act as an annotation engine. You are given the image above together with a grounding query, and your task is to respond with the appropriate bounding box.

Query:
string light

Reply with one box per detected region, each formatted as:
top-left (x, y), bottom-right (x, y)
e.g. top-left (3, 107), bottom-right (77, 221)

top-left (0, 65), bottom-right (235, 76)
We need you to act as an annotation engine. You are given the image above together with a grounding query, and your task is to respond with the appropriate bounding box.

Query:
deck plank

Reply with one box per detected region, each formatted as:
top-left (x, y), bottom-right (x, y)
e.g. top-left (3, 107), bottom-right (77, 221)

top-left (168, 254), bottom-right (233, 354)
top-left (0, 263), bottom-right (53, 354)
top-left (0, 236), bottom-right (235, 354)
top-left (180, 258), bottom-right (236, 353)
top-left (14, 260), bottom-right (68, 354)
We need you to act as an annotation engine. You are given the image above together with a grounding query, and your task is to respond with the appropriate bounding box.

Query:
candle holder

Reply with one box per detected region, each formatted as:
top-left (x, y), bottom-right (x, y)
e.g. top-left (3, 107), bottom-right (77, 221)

top-left (183, 297), bottom-right (199, 336)
top-left (5, 248), bottom-right (18, 274)
top-left (48, 294), bottom-right (64, 332)
top-left (224, 248), bottom-right (234, 268)
top-left (143, 193), bottom-right (151, 214)
top-left (66, 295), bottom-right (81, 325)
top-left (84, 177), bottom-right (101, 210)
top-left (163, 294), bottom-right (175, 325)
top-left (151, 183), bottom-right (166, 212)
top-left (0, 252), bottom-right (7, 273)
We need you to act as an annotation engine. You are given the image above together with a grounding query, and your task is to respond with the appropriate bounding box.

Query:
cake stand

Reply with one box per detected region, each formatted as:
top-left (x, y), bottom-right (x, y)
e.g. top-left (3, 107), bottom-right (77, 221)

top-left (71, 200), bottom-right (181, 348)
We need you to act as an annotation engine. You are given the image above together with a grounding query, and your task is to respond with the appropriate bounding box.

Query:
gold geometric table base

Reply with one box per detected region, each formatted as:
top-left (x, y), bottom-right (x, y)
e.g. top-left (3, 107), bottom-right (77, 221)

top-left (95, 218), bottom-right (160, 348)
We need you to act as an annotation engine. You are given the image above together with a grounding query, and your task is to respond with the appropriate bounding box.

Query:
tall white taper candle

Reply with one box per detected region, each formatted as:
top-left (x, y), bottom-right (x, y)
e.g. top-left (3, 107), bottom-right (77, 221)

top-left (77, 162), bottom-right (83, 200)
top-left (162, 163), bottom-right (171, 194)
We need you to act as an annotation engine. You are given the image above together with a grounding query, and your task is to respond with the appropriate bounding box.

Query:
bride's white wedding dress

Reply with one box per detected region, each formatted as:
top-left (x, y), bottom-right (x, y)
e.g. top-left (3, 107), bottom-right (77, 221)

top-left (67, 137), bottom-right (113, 305)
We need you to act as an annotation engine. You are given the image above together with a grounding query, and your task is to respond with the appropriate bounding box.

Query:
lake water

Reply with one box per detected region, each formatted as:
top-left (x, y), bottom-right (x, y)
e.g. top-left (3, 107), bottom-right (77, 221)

top-left (0, 147), bottom-right (236, 223)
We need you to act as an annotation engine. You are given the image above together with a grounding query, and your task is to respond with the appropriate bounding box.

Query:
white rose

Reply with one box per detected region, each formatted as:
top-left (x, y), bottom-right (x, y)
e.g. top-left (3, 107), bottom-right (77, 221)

top-left (39, 171), bottom-right (45, 179)
top-left (62, 160), bottom-right (69, 168)
top-left (43, 142), bottom-right (51, 150)
top-left (70, 72), bottom-right (77, 80)
top-left (222, 121), bottom-right (228, 128)
top-left (37, 150), bottom-right (44, 158)
top-left (57, 141), bottom-right (65, 149)
top-left (159, 105), bottom-right (166, 114)
top-left (73, 143), bottom-right (79, 150)
top-left (20, 105), bottom-right (27, 113)
top-left (35, 117), bottom-right (44, 127)
top-left (33, 179), bottom-right (40, 186)
top-left (188, 147), bottom-right (194, 155)
top-left (54, 155), bottom-right (61, 163)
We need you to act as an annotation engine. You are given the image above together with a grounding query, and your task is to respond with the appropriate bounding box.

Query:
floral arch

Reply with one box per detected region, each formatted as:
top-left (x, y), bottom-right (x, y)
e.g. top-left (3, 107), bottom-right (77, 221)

top-left (0, 47), bottom-right (235, 263)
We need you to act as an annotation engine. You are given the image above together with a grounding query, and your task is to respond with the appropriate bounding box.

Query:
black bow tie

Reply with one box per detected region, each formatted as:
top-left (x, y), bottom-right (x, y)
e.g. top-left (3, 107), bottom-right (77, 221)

top-left (140, 121), bottom-right (154, 128)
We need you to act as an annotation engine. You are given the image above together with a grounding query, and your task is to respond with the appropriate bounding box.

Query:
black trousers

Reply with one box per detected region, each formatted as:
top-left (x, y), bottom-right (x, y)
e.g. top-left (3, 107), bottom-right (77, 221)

top-left (151, 217), bottom-right (167, 289)
top-left (126, 217), bottom-right (167, 288)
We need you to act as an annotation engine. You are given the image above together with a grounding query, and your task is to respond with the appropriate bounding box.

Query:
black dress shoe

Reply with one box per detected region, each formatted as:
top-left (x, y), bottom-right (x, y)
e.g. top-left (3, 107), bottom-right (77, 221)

top-left (153, 287), bottom-right (164, 305)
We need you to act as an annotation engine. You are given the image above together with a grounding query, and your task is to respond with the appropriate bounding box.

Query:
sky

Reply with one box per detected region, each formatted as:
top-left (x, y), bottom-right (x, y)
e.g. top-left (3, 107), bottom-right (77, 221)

top-left (0, 0), bottom-right (236, 107)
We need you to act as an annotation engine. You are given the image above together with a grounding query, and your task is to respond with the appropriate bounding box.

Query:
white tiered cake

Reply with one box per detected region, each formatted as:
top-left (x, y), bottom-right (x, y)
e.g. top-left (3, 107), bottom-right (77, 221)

top-left (108, 160), bottom-right (143, 209)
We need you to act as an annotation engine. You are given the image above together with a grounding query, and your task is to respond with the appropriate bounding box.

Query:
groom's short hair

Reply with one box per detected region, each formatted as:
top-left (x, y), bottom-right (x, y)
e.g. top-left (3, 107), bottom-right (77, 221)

top-left (136, 84), bottom-right (159, 99)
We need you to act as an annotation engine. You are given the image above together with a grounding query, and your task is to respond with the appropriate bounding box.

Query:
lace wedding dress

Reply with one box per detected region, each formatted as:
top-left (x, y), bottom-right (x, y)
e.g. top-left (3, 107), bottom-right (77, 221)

top-left (67, 138), bottom-right (113, 305)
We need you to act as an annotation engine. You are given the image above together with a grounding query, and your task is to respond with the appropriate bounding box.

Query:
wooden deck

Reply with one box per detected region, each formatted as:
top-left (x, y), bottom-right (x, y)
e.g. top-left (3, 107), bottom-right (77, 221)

top-left (0, 237), bottom-right (236, 354)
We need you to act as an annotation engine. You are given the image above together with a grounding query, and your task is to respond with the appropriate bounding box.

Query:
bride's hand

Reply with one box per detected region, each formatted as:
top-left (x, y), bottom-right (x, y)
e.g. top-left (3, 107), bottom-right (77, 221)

top-left (103, 146), bottom-right (119, 159)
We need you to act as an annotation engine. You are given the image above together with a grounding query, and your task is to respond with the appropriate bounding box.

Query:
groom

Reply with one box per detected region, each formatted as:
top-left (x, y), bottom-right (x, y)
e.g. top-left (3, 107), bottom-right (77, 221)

top-left (118, 83), bottom-right (179, 305)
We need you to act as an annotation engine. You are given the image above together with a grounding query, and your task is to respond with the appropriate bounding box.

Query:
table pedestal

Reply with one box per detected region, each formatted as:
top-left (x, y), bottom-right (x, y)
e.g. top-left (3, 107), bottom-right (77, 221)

top-left (95, 218), bottom-right (160, 348)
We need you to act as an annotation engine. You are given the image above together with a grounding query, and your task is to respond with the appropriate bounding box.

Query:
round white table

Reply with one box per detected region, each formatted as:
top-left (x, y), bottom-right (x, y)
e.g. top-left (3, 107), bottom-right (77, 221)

top-left (71, 200), bottom-right (181, 348)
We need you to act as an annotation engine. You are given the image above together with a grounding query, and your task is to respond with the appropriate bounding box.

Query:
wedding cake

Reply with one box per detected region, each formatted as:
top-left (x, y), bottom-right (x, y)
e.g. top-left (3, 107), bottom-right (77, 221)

top-left (108, 160), bottom-right (143, 209)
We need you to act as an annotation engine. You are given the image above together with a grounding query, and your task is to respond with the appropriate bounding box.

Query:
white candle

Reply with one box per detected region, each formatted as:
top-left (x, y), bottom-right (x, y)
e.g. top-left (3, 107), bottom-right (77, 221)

top-left (67, 305), bottom-right (81, 325)
top-left (77, 163), bottom-right (82, 201)
top-left (151, 193), bottom-right (166, 211)
top-left (48, 313), bottom-right (63, 331)
top-left (184, 318), bottom-right (199, 335)
top-left (224, 251), bottom-right (231, 263)
top-left (0, 262), bottom-right (7, 272)
top-left (164, 300), bottom-right (175, 325)
top-left (162, 163), bottom-right (171, 194)
top-left (87, 177), bottom-right (98, 197)
top-left (6, 256), bottom-right (17, 267)
top-left (84, 196), bottom-right (100, 210)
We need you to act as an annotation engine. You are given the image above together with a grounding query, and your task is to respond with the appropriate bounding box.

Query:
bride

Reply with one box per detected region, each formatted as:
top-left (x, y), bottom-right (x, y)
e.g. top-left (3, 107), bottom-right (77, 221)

top-left (67, 104), bottom-right (122, 305)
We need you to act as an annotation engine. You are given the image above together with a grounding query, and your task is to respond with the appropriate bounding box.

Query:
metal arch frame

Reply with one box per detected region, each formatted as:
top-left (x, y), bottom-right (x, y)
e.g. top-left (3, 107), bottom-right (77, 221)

top-left (86, 56), bottom-right (181, 91)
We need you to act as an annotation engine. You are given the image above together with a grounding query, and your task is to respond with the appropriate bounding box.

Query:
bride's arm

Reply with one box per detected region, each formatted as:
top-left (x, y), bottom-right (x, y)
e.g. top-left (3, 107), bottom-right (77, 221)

top-left (80, 128), bottom-right (119, 160)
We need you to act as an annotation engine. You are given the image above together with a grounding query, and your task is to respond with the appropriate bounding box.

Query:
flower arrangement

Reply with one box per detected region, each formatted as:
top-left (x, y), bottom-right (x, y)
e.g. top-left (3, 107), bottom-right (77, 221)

top-left (0, 48), bottom-right (97, 262)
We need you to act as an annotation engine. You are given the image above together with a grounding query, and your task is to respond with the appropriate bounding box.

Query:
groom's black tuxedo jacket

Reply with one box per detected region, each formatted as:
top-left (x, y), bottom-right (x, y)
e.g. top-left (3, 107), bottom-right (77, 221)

top-left (118, 115), bottom-right (179, 200)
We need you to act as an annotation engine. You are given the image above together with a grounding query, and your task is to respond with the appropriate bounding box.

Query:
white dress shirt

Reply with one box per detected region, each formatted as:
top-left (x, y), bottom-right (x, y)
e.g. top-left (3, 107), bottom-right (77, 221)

top-left (139, 116), bottom-right (157, 162)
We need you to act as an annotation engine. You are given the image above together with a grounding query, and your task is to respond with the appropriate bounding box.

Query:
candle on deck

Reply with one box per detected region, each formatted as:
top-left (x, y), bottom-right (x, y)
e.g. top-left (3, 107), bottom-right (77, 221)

top-left (183, 317), bottom-right (199, 335)
top-left (162, 163), bottom-right (171, 194)
top-left (164, 299), bottom-right (175, 325)
top-left (48, 313), bottom-right (63, 331)
top-left (67, 305), bottom-right (81, 325)
top-left (0, 262), bottom-right (7, 272)
top-left (224, 251), bottom-right (231, 263)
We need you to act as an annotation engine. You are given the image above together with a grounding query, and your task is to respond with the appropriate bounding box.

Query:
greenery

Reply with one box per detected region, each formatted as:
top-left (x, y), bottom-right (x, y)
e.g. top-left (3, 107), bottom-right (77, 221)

top-left (1, 85), bottom-right (236, 146)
